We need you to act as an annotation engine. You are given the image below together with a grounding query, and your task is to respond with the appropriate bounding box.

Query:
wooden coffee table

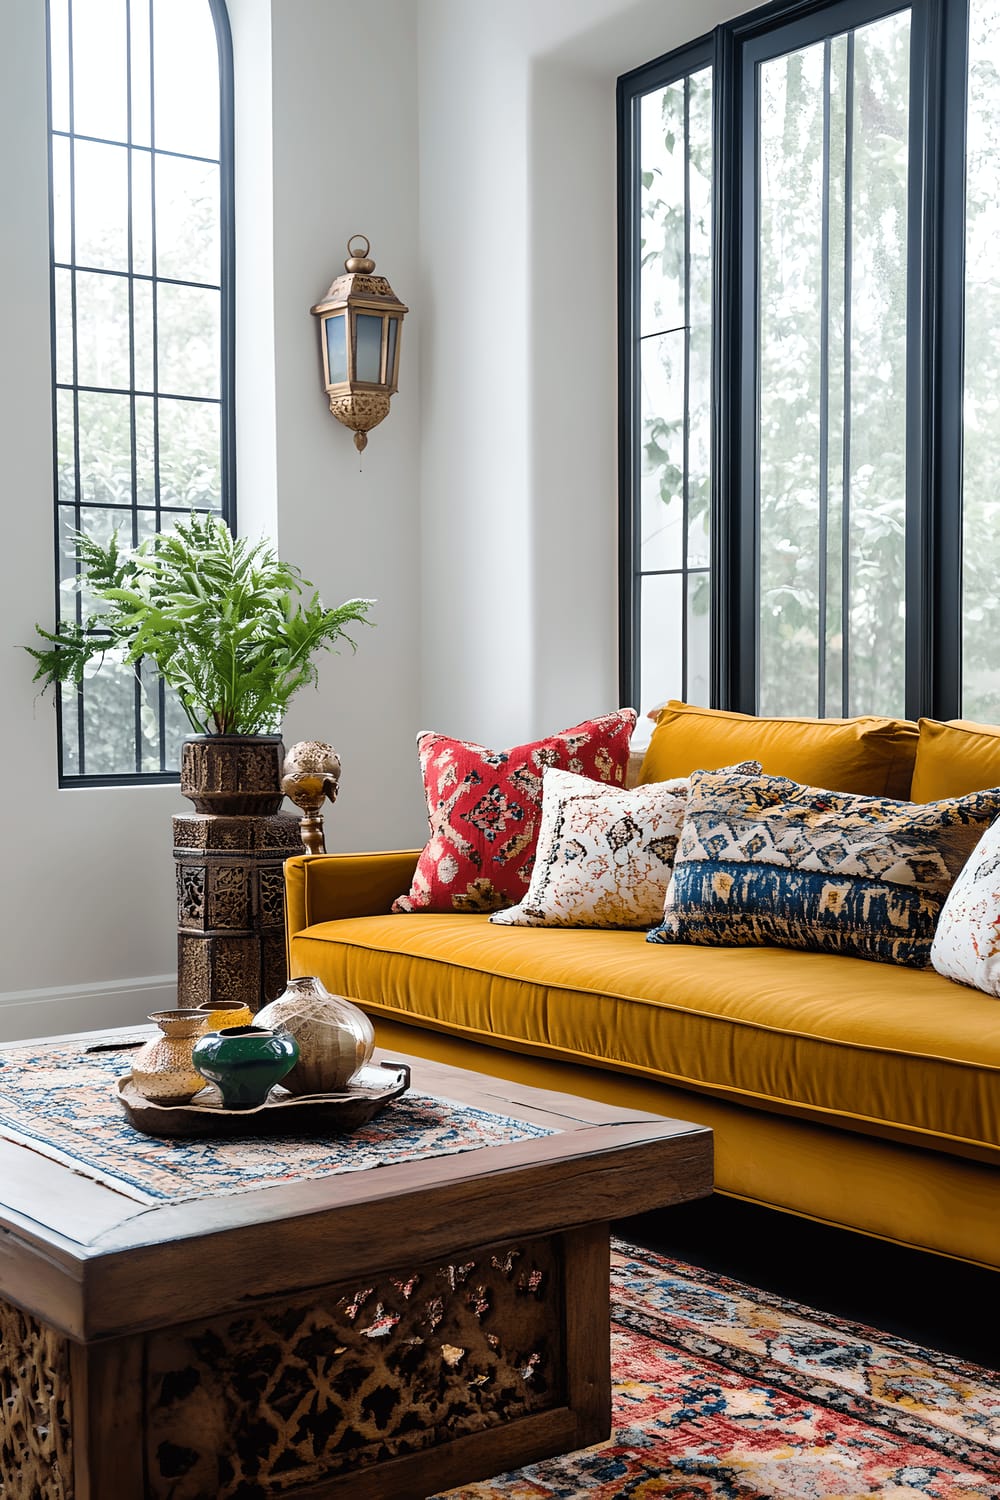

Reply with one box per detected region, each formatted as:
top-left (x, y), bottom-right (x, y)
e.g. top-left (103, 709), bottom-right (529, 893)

top-left (0, 1030), bottom-right (712, 1500)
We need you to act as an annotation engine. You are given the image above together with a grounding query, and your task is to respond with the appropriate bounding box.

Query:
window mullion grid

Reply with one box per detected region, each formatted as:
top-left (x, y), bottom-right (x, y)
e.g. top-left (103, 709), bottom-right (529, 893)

top-left (708, 23), bottom-right (748, 710)
top-left (622, 0), bottom-right (978, 727)
top-left (930, 0), bottom-right (970, 719)
top-left (126, 0), bottom-right (143, 775)
top-left (52, 127), bottom-right (217, 167)
top-left (46, 2), bottom-right (67, 780)
top-left (617, 83), bottom-right (640, 708)
top-left (148, 0), bottom-right (168, 771)
top-left (902, 0), bottom-right (966, 719)
top-left (632, 95), bottom-right (642, 712)
top-left (47, 0), bottom-right (233, 783)
top-left (216, 0), bottom-right (237, 534)
top-left (66, 0), bottom-right (86, 777)
top-left (682, 75), bottom-right (692, 701)
top-left (52, 264), bottom-right (223, 293)
top-left (642, 566), bottom-right (710, 578)
top-left (818, 39), bottom-right (832, 719)
top-left (56, 382), bottom-right (222, 405)
top-left (842, 32), bottom-right (855, 719)
top-left (639, 321), bottom-right (690, 341)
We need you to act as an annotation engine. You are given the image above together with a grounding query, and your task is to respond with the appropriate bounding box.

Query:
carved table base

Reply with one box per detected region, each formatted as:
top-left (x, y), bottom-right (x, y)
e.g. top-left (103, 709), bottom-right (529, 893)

top-left (0, 1232), bottom-right (605, 1500)
top-left (0, 1300), bottom-right (73, 1499)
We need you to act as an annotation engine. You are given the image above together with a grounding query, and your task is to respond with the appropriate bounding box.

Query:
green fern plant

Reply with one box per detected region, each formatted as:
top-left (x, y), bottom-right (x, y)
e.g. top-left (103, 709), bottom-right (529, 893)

top-left (27, 513), bottom-right (374, 736)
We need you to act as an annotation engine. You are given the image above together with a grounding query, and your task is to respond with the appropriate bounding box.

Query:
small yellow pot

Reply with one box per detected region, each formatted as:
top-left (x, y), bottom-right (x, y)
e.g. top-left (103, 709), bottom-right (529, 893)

top-left (194, 1000), bottom-right (255, 1034)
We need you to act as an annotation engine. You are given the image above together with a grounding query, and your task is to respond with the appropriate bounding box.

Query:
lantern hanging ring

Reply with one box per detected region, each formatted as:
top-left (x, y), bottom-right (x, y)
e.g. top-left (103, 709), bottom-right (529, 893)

top-left (344, 235), bottom-right (375, 273)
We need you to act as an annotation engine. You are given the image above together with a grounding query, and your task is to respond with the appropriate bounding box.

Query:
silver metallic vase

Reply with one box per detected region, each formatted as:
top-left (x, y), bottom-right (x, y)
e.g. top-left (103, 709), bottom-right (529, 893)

top-left (255, 976), bottom-right (375, 1096)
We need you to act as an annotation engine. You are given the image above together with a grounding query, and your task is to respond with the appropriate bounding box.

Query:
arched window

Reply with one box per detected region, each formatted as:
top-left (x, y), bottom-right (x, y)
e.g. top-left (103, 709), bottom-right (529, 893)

top-left (47, 0), bottom-right (235, 782)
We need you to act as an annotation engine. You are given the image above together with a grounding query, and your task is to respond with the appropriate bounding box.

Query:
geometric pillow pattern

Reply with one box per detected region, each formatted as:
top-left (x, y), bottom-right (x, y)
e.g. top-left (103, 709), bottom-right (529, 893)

top-left (489, 767), bottom-right (690, 930)
top-left (931, 815), bottom-right (1000, 995)
top-left (648, 767), bottom-right (1000, 968)
top-left (392, 710), bottom-right (637, 914)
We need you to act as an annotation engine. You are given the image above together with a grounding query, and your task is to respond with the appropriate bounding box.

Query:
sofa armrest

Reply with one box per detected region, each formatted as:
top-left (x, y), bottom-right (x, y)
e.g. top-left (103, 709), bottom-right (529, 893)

top-left (285, 850), bottom-right (421, 940)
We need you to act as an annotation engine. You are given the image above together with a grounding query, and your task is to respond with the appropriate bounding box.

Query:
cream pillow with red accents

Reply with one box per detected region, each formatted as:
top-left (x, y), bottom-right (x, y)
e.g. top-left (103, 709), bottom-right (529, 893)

top-left (490, 768), bottom-right (688, 929)
top-left (491, 762), bottom-right (759, 930)
top-left (931, 815), bottom-right (1000, 994)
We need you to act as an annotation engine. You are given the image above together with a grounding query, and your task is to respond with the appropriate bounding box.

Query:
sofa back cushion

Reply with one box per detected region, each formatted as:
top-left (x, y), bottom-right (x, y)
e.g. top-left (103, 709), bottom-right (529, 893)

top-left (648, 766), bottom-right (1000, 968)
top-left (639, 701), bottom-right (917, 799)
top-left (911, 718), bottom-right (1000, 801)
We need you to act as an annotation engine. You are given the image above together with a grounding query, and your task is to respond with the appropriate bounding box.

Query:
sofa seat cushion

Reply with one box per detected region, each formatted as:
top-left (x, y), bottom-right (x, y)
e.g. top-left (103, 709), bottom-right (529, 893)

top-left (290, 915), bottom-right (1000, 1163)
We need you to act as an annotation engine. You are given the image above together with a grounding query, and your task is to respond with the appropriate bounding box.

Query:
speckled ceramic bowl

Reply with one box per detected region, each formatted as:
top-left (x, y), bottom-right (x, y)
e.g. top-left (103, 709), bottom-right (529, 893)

top-left (132, 1010), bottom-right (207, 1106)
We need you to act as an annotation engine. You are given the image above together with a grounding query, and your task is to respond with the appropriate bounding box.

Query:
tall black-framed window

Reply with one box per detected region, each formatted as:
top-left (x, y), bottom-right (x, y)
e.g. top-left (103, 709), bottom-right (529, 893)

top-left (619, 0), bottom-right (990, 725)
top-left (46, 0), bottom-right (236, 785)
top-left (618, 43), bottom-right (714, 722)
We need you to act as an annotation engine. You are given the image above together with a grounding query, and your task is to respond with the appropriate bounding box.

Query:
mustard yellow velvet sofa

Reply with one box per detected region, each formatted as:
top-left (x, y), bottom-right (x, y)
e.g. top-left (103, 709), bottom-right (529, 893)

top-left (283, 708), bottom-right (1000, 1272)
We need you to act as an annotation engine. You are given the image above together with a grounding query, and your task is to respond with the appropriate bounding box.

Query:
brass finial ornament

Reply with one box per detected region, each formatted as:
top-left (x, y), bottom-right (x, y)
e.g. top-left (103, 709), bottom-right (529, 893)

top-left (311, 236), bottom-right (408, 453)
top-left (281, 740), bottom-right (342, 855)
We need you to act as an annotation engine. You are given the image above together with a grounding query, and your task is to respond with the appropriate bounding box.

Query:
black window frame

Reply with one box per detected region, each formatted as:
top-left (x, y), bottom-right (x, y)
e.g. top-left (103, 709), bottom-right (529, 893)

top-left (45, 0), bottom-right (237, 788)
top-left (618, 0), bottom-right (971, 722)
top-left (617, 38), bottom-right (715, 714)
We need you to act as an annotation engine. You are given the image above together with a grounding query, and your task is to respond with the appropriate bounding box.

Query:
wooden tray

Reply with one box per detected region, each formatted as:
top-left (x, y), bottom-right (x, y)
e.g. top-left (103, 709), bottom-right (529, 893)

top-left (115, 1061), bottom-right (411, 1139)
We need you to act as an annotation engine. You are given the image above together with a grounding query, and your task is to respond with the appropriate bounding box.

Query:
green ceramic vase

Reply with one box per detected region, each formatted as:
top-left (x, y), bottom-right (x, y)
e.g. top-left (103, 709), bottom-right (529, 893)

top-left (191, 1025), bottom-right (299, 1110)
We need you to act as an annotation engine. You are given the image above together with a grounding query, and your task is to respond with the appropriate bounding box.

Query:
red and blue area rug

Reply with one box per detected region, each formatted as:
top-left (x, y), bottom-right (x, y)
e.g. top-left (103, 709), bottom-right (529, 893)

top-left (438, 1241), bottom-right (1000, 1499)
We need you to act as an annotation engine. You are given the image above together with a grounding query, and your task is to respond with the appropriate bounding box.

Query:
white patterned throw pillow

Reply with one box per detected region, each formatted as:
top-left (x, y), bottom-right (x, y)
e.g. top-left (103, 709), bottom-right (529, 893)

top-left (489, 767), bottom-right (692, 930)
top-left (931, 815), bottom-right (1000, 994)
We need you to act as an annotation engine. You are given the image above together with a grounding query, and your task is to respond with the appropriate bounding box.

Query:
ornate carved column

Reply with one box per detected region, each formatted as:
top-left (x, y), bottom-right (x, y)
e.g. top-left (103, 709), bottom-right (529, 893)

top-left (173, 812), bottom-right (304, 1012)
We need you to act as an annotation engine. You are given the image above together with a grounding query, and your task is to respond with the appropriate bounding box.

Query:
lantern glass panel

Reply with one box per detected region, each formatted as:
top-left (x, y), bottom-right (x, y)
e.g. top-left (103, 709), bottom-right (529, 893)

top-left (325, 312), bottom-right (348, 385)
top-left (387, 316), bottom-right (399, 386)
top-left (356, 313), bottom-right (384, 384)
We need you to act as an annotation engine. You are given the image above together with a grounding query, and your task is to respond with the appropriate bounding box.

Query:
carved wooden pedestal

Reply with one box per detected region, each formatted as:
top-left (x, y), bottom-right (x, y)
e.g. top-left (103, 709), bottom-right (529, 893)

top-left (174, 811), bottom-right (304, 1011)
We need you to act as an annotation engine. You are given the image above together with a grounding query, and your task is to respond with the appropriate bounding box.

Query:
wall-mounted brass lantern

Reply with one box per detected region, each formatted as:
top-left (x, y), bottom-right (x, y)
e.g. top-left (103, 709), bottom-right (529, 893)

top-left (310, 235), bottom-right (408, 453)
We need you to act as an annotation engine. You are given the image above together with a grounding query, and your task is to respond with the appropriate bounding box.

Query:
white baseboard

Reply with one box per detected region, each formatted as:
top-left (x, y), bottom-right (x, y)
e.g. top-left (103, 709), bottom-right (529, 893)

top-left (0, 974), bottom-right (176, 1043)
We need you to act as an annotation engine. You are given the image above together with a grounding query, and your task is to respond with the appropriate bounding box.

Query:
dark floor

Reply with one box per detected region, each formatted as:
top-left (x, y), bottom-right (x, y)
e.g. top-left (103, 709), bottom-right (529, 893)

top-left (615, 1194), bottom-right (1000, 1372)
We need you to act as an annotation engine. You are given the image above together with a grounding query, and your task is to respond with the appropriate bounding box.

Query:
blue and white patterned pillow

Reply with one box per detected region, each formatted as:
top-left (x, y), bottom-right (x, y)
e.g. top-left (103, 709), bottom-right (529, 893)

top-left (647, 767), bottom-right (1000, 968)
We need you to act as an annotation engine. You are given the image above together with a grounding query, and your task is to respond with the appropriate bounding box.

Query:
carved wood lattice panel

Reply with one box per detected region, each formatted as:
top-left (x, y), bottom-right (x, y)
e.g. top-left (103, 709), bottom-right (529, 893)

top-left (0, 1298), bottom-right (73, 1500)
top-left (145, 1239), bottom-right (563, 1498)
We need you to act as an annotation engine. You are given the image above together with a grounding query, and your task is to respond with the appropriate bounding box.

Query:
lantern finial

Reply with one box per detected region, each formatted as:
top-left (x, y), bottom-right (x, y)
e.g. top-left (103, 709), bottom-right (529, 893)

top-left (344, 234), bottom-right (376, 275)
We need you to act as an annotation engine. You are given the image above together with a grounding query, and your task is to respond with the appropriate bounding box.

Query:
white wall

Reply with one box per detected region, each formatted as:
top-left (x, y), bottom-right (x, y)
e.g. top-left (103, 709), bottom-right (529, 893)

top-left (232, 0), bottom-right (424, 855)
top-left (0, 0), bottom-right (745, 1037)
top-left (417, 0), bottom-right (746, 747)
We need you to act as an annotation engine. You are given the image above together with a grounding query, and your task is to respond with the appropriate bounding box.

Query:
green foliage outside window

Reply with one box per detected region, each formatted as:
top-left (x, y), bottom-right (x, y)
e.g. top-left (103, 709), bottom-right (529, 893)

top-left (636, 5), bottom-right (1000, 724)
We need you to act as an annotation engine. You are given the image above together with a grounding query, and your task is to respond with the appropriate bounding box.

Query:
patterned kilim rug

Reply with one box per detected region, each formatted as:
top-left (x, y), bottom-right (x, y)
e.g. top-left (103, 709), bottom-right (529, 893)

top-left (0, 1037), bottom-right (553, 1205)
top-left (436, 1241), bottom-right (1000, 1500)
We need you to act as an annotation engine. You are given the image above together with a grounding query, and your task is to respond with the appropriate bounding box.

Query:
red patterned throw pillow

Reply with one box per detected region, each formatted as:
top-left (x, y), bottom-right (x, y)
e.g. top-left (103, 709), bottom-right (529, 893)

top-left (393, 710), bottom-right (638, 914)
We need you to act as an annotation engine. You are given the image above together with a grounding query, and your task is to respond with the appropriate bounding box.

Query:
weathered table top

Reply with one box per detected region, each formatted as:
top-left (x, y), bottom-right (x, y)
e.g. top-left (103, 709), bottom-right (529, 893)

top-left (0, 1026), bottom-right (713, 1344)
